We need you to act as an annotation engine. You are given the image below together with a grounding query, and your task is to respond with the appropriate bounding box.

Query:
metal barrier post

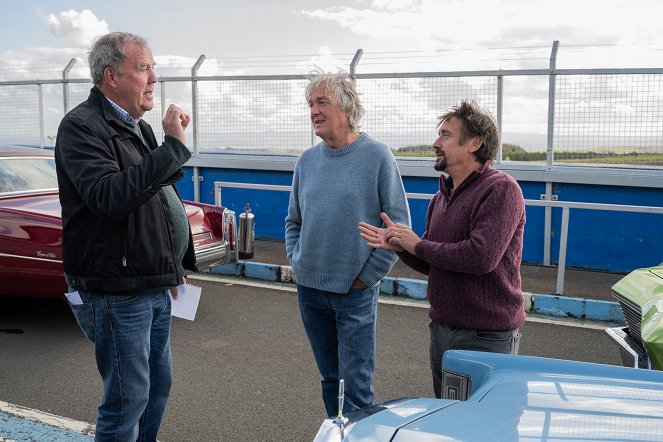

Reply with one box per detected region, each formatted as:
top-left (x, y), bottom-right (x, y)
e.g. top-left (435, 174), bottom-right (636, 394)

top-left (546, 40), bottom-right (559, 168)
top-left (543, 182), bottom-right (553, 266)
top-left (38, 83), bottom-right (44, 148)
top-left (160, 80), bottom-right (166, 118)
top-left (496, 75), bottom-right (504, 164)
top-left (350, 49), bottom-right (363, 80)
top-left (556, 206), bottom-right (570, 294)
top-left (543, 41), bottom-right (560, 266)
top-left (191, 54), bottom-right (206, 202)
top-left (62, 58), bottom-right (76, 114)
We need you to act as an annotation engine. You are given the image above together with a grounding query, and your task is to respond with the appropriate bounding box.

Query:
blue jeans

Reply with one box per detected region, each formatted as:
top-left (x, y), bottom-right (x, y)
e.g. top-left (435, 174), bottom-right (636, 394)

top-left (430, 321), bottom-right (521, 398)
top-left (68, 289), bottom-right (173, 442)
top-left (297, 284), bottom-right (378, 417)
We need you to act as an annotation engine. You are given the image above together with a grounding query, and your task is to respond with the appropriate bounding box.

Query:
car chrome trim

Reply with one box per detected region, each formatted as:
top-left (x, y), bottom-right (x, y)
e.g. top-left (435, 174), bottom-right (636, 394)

top-left (441, 370), bottom-right (471, 401)
top-left (194, 242), bottom-right (228, 271)
top-left (0, 252), bottom-right (62, 264)
top-left (193, 231), bottom-right (213, 240)
top-left (195, 242), bottom-right (227, 257)
top-left (0, 187), bottom-right (59, 197)
top-left (605, 326), bottom-right (653, 370)
top-left (1, 156), bottom-right (55, 162)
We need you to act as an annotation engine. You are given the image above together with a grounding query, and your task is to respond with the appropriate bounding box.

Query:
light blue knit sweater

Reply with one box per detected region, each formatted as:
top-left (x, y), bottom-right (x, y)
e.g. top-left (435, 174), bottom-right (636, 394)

top-left (285, 132), bottom-right (410, 293)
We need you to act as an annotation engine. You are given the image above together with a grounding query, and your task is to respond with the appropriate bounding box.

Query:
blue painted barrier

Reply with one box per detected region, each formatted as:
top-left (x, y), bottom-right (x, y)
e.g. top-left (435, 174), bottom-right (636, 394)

top-left (211, 261), bottom-right (624, 323)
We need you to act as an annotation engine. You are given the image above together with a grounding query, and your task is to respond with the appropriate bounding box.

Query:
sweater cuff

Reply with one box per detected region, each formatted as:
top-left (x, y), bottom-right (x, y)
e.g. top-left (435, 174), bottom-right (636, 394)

top-left (414, 240), bottom-right (430, 261)
top-left (357, 264), bottom-right (384, 289)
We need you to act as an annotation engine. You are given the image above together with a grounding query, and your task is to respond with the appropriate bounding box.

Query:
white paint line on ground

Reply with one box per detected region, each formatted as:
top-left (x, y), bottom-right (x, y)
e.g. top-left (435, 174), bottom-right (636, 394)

top-left (0, 400), bottom-right (95, 436)
top-left (191, 274), bottom-right (428, 308)
top-left (189, 273), bottom-right (612, 330)
top-left (190, 273), bottom-right (297, 293)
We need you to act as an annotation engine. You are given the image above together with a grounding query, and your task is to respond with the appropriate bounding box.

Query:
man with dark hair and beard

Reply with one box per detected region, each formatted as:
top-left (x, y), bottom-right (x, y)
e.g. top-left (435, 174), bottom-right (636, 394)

top-left (359, 99), bottom-right (526, 398)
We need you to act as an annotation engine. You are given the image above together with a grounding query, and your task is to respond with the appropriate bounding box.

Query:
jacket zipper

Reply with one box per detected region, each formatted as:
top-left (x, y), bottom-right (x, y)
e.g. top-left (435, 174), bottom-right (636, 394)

top-left (121, 223), bottom-right (127, 267)
top-left (120, 129), bottom-right (147, 269)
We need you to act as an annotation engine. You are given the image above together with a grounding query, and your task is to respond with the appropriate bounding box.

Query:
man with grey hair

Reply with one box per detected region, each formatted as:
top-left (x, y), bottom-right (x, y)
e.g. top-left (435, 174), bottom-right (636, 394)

top-left (55, 32), bottom-right (193, 441)
top-left (360, 100), bottom-right (526, 398)
top-left (286, 70), bottom-right (410, 416)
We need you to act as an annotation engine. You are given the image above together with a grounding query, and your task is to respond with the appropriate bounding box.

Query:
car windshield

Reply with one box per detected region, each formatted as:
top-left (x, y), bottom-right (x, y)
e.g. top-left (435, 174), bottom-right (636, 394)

top-left (0, 157), bottom-right (58, 194)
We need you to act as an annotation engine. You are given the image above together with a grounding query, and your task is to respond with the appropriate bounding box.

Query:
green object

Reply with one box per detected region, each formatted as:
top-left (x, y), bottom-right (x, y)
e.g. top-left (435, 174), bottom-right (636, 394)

top-left (612, 266), bottom-right (663, 370)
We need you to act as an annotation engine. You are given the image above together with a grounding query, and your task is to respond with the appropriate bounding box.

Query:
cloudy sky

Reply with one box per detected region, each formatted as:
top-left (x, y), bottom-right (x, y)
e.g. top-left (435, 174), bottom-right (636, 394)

top-left (1, 0), bottom-right (663, 149)
top-left (3, 0), bottom-right (663, 75)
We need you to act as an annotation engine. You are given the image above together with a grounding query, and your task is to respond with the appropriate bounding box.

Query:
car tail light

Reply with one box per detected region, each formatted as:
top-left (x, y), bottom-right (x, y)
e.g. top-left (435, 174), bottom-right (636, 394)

top-left (196, 204), bottom-right (225, 237)
top-left (223, 210), bottom-right (236, 253)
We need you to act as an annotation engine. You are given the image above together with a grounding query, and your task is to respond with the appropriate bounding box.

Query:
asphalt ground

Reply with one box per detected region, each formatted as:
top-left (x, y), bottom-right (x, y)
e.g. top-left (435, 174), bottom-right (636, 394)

top-left (252, 239), bottom-right (625, 302)
top-left (0, 275), bottom-right (623, 442)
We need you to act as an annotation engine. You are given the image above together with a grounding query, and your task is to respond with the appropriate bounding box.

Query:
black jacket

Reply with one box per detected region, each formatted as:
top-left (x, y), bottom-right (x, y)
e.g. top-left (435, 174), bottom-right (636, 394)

top-left (55, 87), bottom-right (195, 293)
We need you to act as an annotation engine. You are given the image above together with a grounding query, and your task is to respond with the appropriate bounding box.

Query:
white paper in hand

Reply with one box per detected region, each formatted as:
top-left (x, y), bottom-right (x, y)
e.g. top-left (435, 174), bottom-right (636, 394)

top-left (169, 284), bottom-right (202, 321)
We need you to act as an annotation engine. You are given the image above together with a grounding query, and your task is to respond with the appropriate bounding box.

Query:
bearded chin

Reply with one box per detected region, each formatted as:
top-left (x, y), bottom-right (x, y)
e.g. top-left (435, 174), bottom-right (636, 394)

top-left (434, 159), bottom-right (446, 172)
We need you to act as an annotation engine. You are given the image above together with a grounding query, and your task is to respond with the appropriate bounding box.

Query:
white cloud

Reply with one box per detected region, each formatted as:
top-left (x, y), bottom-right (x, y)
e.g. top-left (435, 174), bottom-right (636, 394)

top-left (302, 0), bottom-right (663, 68)
top-left (371, 0), bottom-right (419, 12)
top-left (45, 9), bottom-right (109, 48)
top-left (0, 47), bottom-right (87, 81)
top-left (303, 7), bottom-right (423, 41)
top-left (297, 46), bottom-right (348, 73)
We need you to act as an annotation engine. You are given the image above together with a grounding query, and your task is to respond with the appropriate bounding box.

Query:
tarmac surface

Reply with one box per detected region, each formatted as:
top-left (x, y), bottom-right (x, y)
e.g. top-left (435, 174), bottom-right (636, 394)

top-left (0, 276), bottom-right (623, 442)
top-left (0, 235), bottom-right (630, 441)
top-left (252, 239), bottom-right (625, 302)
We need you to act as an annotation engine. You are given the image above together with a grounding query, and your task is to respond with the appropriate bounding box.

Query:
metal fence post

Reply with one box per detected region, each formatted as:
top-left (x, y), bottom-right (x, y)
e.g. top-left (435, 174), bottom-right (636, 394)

top-left (546, 41), bottom-right (559, 168)
top-left (543, 181), bottom-right (553, 266)
top-left (38, 83), bottom-right (44, 148)
top-left (191, 54), bottom-right (206, 155)
top-left (496, 74), bottom-right (504, 164)
top-left (62, 58), bottom-right (76, 114)
top-left (543, 40), bottom-right (559, 266)
top-left (191, 54), bottom-right (206, 203)
top-left (348, 48), bottom-right (364, 146)
top-left (160, 80), bottom-right (166, 118)
top-left (349, 49), bottom-right (363, 81)
top-left (556, 206), bottom-right (570, 294)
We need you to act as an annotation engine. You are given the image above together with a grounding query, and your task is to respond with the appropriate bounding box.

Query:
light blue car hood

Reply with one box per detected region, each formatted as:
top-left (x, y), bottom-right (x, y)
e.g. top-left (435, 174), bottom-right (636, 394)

top-left (343, 351), bottom-right (663, 441)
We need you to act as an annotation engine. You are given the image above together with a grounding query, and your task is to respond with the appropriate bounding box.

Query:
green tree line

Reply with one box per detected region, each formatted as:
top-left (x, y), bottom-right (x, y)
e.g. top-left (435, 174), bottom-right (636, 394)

top-left (394, 143), bottom-right (663, 164)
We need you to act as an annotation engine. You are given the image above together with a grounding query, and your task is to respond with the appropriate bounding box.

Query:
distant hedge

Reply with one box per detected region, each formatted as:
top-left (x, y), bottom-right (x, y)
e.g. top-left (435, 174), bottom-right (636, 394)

top-left (393, 143), bottom-right (663, 165)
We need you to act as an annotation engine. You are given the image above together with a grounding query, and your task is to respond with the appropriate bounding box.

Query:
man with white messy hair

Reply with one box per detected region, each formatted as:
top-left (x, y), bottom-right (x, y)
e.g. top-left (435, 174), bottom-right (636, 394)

top-left (286, 70), bottom-right (410, 417)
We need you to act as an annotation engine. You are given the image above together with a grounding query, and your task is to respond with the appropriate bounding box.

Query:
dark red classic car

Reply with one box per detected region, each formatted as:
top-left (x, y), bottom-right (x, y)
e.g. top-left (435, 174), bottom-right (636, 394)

top-left (0, 145), bottom-right (238, 299)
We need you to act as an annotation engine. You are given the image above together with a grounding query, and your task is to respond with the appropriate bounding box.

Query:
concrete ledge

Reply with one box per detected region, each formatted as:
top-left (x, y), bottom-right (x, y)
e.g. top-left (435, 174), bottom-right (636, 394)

top-left (531, 294), bottom-right (624, 323)
top-left (0, 400), bottom-right (94, 441)
top-left (211, 261), bottom-right (624, 323)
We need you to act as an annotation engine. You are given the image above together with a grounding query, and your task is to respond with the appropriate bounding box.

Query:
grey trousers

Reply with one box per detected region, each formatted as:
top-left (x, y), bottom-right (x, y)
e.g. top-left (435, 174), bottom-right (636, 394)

top-left (429, 320), bottom-right (521, 398)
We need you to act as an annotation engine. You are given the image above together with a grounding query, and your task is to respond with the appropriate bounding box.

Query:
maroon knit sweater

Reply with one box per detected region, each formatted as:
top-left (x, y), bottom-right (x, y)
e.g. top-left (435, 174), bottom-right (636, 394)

top-left (398, 162), bottom-right (526, 331)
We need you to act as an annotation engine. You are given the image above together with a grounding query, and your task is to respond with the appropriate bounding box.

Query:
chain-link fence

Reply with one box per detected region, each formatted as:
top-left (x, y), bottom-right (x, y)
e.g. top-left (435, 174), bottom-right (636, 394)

top-left (1, 50), bottom-right (662, 168)
top-left (0, 84), bottom-right (42, 147)
top-left (554, 73), bottom-right (663, 166)
top-left (359, 75), bottom-right (498, 153)
top-left (194, 78), bottom-right (311, 152)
